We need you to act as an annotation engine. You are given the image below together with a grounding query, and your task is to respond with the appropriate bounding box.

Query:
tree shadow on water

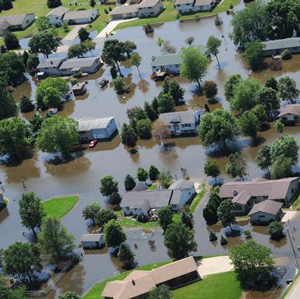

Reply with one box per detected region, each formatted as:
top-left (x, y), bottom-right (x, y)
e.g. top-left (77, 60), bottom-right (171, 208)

top-left (45, 151), bottom-right (84, 166)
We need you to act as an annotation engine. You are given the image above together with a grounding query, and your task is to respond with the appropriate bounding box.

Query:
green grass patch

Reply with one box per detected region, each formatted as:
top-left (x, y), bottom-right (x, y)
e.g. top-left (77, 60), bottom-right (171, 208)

top-left (173, 272), bottom-right (242, 299)
top-left (83, 260), bottom-right (171, 299)
top-left (189, 183), bottom-right (206, 214)
top-left (116, 0), bottom-right (240, 30)
top-left (42, 195), bottom-right (79, 219)
top-left (291, 193), bottom-right (300, 210)
top-left (148, 183), bottom-right (158, 190)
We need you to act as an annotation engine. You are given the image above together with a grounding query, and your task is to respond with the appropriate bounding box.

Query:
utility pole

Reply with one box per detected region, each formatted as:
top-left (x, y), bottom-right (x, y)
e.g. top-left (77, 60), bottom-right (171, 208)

top-left (287, 228), bottom-right (300, 270)
top-left (222, 35), bottom-right (228, 51)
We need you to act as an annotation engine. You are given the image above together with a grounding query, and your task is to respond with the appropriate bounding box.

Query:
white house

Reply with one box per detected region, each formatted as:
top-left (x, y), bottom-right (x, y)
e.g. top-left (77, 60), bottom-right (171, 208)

top-left (169, 179), bottom-right (196, 208)
top-left (158, 110), bottom-right (205, 136)
top-left (193, 0), bottom-right (215, 11)
top-left (59, 57), bottom-right (103, 76)
top-left (77, 117), bottom-right (118, 142)
top-left (80, 234), bottom-right (105, 249)
top-left (109, 5), bottom-right (138, 20)
top-left (47, 6), bottom-right (69, 26)
top-left (0, 13), bottom-right (35, 36)
top-left (137, 0), bottom-right (164, 18)
top-left (261, 37), bottom-right (300, 57)
top-left (151, 53), bottom-right (181, 74)
top-left (174, 0), bottom-right (195, 14)
top-left (278, 104), bottom-right (300, 125)
top-left (36, 57), bottom-right (68, 77)
top-left (63, 9), bottom-right (99, 24)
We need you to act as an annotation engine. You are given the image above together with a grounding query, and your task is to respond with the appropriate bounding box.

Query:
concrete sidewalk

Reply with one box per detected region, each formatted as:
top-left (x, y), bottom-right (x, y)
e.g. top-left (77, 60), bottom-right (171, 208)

top-left (286, 274), bottom-right (300, 299)
top-left (63, 25), bottom-right (87, 42)
top-left (197, 256), bottom-right (233, 277)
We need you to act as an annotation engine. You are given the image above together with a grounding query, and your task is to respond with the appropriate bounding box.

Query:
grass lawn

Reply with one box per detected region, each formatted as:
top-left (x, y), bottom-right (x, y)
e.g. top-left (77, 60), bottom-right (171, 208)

top-left (291, 193), bottom-right (300, 210)
top-left (42, 195), bottom-right (79, 219)
top-left (116, 0), bottom-right (241, 30)
top-left (189, 183), bottom-right (206, 214)
top-left (173, 272), bottom-right (242, 299)
top-left (148, 183), bottom-right (158, 190)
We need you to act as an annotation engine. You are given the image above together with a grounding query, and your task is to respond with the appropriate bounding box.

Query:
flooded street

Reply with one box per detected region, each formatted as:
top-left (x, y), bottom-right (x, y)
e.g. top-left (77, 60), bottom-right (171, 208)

top-left (1, 1), bottom-right (300, 297)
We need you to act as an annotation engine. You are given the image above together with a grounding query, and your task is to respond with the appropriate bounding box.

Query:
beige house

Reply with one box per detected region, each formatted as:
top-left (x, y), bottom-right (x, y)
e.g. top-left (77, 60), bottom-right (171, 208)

top-left (249, 200), bottom-right (283, 224)
top-left (0, 13), bottom-right (35, 36)
top-left (102, 257), bottom-right (200, 299)
top-left (47, 6), bottom-right (69, 26)
top-left (175, 0), bottom-right (216, 14)
top-left (137, 0), bottom-right (164, 18)
top-left (278, 104), bottom-right (300, 125)
top-left (63, 9), bottom-right (99, 24)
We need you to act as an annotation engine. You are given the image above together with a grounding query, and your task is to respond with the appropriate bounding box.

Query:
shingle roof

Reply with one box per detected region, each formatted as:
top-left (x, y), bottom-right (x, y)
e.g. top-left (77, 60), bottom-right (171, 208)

top-left (77, 117), bottom-right (115, 131)
top-left (278, 104), bottom-right (300, 117)
top-left (248, 200), bottom-right (283, 216)
top-left (63, 9), bottom-right (97, 20)
top-left (132, 181), bottom-right (148, 191)
top-left (0, 13), bottom-right (35, 27)
top-left (169, 179), bottom-right (194, 190)
top-left (175, 0), bottom-right (194, 5)
top-left (59, 57), bottom-right (100, 69)
top-left (194, 0), bottom-right (212, 6)
top-left (159, 111), bottom-right (196, 125)
top-left (0, 19), bottom-right (10, 30)
top-left (109, 4), bottom-right (138, 15)
top-left (261, 38), bottom-right (300, 51)
top-left (80, 233), bottom-right (104, 242)
top-left (137, 0), bottom-right (159, 9)
top-left (47, 6), bottom-right (69, 18)
top-left (37, 57), bottom-right (67, 69)
top-left (151, 53), bottom-right (181, 67)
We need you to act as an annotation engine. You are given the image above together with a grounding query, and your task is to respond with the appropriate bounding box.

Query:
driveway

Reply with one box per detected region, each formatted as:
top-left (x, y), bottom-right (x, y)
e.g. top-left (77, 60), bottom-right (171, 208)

top-left (197, 256), bottom-right (233, 277)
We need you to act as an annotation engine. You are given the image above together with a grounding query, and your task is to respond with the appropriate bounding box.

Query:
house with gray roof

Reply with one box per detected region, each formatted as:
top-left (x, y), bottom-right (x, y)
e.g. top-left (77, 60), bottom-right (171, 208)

top-left (47, 6), bottom-right (69, 26)
top-left (36, 57), bottom-right (68, 77)
top-left (77, 116), bottom-right (118, 142)
top-left (219, 177), bottom-right (299, 215)
top-left (261, 37), bottom-right (300, 57)
top-left (278, 104), bottom-right (300, 125)
top-left (80, 234), bottom-right (105, 249)
top-left (63, 9), bottom-right (99, 24)
top-left (0, 13), bottom-right (35, 36)
top-left (137, 0), bottom-right (163, 18)
top-left (175, 0), bottom-right (216, 14)
top-left (109, 4), bottom-right (138, 20)
top-left (158, 110), bottom-right (205, 136)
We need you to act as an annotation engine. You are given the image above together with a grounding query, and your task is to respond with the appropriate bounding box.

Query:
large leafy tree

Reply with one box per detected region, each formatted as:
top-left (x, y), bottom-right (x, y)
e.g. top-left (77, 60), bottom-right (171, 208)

top-left (104, 220), bottom-right (126, 249)
top-left (257, 87), bottom-right (280, 120)
top-left (47, 0), bottom-right (62, 8)
top-left (149, 165), bottom-right (160, 180)
top-left (198, 109), bottom-right (239, 149)
top-left (136, 118), bottom-right (152, 139)
top-left (4, 32), bottom-right (19, 50)
top-left (256, 145), bottom-right (272, 171)
top-left (100, 175), bottom-right (118, 197)
top-left (271, 155), bottom-right (293, 179)
top-left (127, 106), bottom-right (147, 129)
top-left (230, 240), bottom-right (276, 290)
top-left (217, 199), bottom-right (235, 233)
top-left (120, 123), bottom-right (138, 148)
top-left (118, 243), bottom-right (135, 269)
top-left (244, 41), bottom-right (264, 71)
top-left (130, 52), bottom-right (142, 79)
top-left (224, 74), bottom-right (242, 101)
top-left (37, 117), bottom-right (79, 158)
top-left (0, 90), bottom-right (17, 120)
top-left (95, 209), bottom-right (117, 228)
top-left (19, 192), bottom-right (45, 237)
top-left (268, 221), bottom-right (284, 240)
top-left (157, 93), bottom-right (175, 114)
top-left (238, 111), bottom-right (260, 140)
top-left (157, 207), bottom-right (173, 233)
top-left (278, 77), bottom-right (300, 103)
top-left (124, 174), bottom-right (136, 191)
top-left (137, 167), bottom-right (148, 182)
top-left (4, 242), bottom-right (42, 284)
top-left (82, 203), bottom-right (101, 226)
top-left (78, 27), bottom-right (89, 42)
top-left (226, 152), bottom-right (247, 180)
top-left (36, 16), bottom-right (50, 32)
top-left (43, 87), bottom-right (61, 109)
top-left (206, 36), bottom-right (222, 69)
top-left (164, 221), bottom-right (197, 260)
top-left (162, 80), bottom-right (185, 106)
top-left (203, 192), bottom-right (222, 225)
top-left (180, 47), bottom-right (208, 89)
top-left (38, 217), bottom-right (75, 263)
top-left (204, 160), bottom-right (220, 183)
top-left (29, 31), bottom-right (59, 57)
top-left (0, 117), bottom-right (32, 160)
top-left (20, 95), bottom-right (35, 113)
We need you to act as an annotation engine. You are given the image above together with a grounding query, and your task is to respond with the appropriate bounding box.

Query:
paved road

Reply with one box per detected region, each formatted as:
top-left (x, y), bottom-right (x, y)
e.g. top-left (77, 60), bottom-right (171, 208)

top-left (197, 256), bottom-right (233, 277)
top-left (286, 274), bottom-right (300, 299)
top-left (63, 25), bottom-right (87, 43)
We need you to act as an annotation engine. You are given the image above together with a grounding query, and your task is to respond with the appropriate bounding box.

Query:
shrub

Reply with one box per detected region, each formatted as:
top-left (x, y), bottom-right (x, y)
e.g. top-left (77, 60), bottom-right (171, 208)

top-left (244, 230), bottom-right (251, 238)
top-left (281, 49), bottom-right (292, 60)
top-left (73, 72), bottom-right (82, 78)
top-left (268, 221), bottom-right (284, 240)
top-left (70, 78), bottom-right (78, 86)
top-left (220, 235), bottom-right (228, 245)
top-left (209, 232), bottom-right (217, 241)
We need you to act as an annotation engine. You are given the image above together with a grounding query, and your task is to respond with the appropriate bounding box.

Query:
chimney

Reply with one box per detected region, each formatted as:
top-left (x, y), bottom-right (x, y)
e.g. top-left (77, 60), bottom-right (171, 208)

top-left (233, 189), bottom-right (238, 196)
top-left (132, 280), bottom-right (136, 286)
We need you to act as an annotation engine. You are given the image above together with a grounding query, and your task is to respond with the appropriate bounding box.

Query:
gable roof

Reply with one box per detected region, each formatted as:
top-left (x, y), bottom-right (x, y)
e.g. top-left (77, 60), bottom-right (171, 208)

top-left (59, 57), bottom-right (100, 69)
top-left (77, 117), bottom-right (115, 131)
top-left (137, 0), bottom-right (160, 8)
top-left (47, 6), bottom-right (69, 18)
top-left (132, 181), bottom-right (148, 191)
top-left (63, 9), bottom-right (97, 20)
top-left (37, 57), bottom-right (67, 69)
top-left (151, 53), bottom-right (181, 67)
top-left (175, 0), bottom-right (194, 5)
top-left (194, 0), bottom-right (212, 6)
top-left (169, 179), bottom-right (194, 190)
top-left (0, 19), bottom-right (10, 30)
top-left (261, 38), bottom-right (300, 51)
top-left (109, 4), bottom-right (138, 15)
top-left (0, 13), bottom-right (35, 27)
top-left (80, 233), bottom-right (104, 242)
top-left (159, 111), bottom-right (196, 125)
top-left (248, 200), bottom-right (283, 216)
top-left (278, 104), bottom-right (300, 117)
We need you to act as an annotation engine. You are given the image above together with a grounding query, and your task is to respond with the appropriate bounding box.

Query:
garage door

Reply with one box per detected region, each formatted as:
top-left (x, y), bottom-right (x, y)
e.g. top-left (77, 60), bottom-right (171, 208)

top-left (92, 129), bottom-right (106, 139)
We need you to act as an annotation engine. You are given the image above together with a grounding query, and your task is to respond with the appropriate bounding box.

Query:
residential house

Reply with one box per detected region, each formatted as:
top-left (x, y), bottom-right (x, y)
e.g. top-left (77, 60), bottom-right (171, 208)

top-left (59, 57), bottom-right (103, 76)
top-left (137, 0), bottom-right (164, 18)
top-left (80, 234), bottom-right (105, 249)
top-left (278, 104), bottom-right (300, 125)
top-left (169, 179), bottom-right (196, 204)
top-left (77, 117), bottom-right (118, 142)
top-left (109, 5), bottom-right (139, 20)
top-left (248, 200), bottom-right (283, 225)
top-left (0, 13), bottom-right (35, 36)
top-left (63, 9), bottom-right (99, 24)
top-left (72, 82), bottom-right (87, 96)
top-left (36, 57), bottom-right (68, 78)
top-left (47, 6), bottom-right (69, 26)
top-left (193, 0), bottom-right (215, 11)
top-left (102, 256), bottom-right (200, 299)
top-left (158, 110), bottom-right (205, 136)
top-left (174, 0), bottom-right (216, 14)
top-left (219, 177), bottom-right (299, 215)
top-left (261, 37), bottom-right (300, 57)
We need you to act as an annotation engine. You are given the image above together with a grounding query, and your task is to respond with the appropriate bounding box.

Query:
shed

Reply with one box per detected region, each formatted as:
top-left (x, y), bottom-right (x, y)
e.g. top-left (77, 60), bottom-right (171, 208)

top-left (72, 82), bottom-right (87, 96)
top-left (80, 234), bottom-right (105, 249)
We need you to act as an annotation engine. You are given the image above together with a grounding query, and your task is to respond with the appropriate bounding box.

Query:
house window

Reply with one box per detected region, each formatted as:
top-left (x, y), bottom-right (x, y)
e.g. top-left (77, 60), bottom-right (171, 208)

top-left (282, 117), bottom-right (287, 120)
top-left (292, 188), bottom-right (295, 194)
top-left (258, 215), bottom-right (265, 218)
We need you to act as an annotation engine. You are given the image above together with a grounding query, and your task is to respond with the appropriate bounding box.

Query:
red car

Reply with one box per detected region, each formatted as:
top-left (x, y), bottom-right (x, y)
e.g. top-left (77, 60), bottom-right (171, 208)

top-left (89, 140), bottom-right (98, 148)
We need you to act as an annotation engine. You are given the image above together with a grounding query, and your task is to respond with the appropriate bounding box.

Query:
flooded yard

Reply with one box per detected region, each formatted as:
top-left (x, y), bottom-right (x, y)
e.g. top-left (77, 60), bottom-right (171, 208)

top-left (1, 2), bottom-right (300, 297)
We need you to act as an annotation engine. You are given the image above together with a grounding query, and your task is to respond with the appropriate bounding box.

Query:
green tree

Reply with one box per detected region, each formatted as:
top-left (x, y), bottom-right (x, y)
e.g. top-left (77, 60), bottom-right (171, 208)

top-left (4, 32), bottom-right (19, 50)
top-left (0, 90), bottom-right (17, 120)
top-left (0, 278), bottom-right (26, 299)
top-left (144, 101), bottom-right (158, 121)
top-left (180, 47), bottom-right (208, 89)
top-left (36, 16), bottom-right (50, 32)
top-left (204, 160), bottom-right (220, 183)
top-left (38, 217), bottom-right (75, 263)
top-left (37, 117), bottom-right (79, 158)
top-left (265, 76), bottom-right (278, 91)
top-left (270, 155), bottom-right (293, 179)
top-left (268, 221), bottom-right (284, 240)
top-left (278, 77), bottom-right (300, 103)
top-left (78, 27), bottom-right (89, 42)
top-left (256, 145), bottom-right (271, 171)
top-left (19, 192), bottom-right (45, 237)
top-left (113, 76), bottom-right (125, 94)
top-left (4, 242), bottom-right (42, 285)
top-left (104, 220), bottom-right (126, 249)
top-left (2, 0), bottom-right (13, 10)
top-left (164, 221), bottom-right (197, 260)
top-left (203, 192), bottom-right (222, 225)
top-left (252, 104), bottom-right (268, 126)
top-left (120, 123), bottom-right (137, 148)
top-left (198, 109), bottom-right (239, 149)
top-left (90, 0), bottom-right (96, 6)
top-left (157, 37), bottom-right (164, 48)
top-left (244, 41), bottom-right (264, 71)
top-left (162, 80), bottom-right (185, 106)
top-left (29, 31), bottom-right (59, 57)
top-left (110, 192), bottom-right (121, 205)
top-left (82, 203), bottom-right (101, 226)
top-left (118, 243), bottom-right (135, 269)
top-left (100, 175), bottom-right (118, 197)
top-left (130, 52), bottom-right (142, 78)
top-left (230, 240), bottom-right (276, 290)
top-left (20, 95), bottom-right (35, 113)
top-left (123, 40), bottom-right (137, 58)
top-left (217, 199), bottom-right (235, 233)
top-left (157, 207), bottom-right (173, 233)
top-left (185, 36), bottom-right (195, 46)
top-left (124, 174), bottom-right (136, 191)
top-left (181, 211), bottom-right (193, 229)
top-left (149, 165), bottom-right (160, 180)
top-left (203, 81), bottom-right (218, 99)
top-left (157, 93), bottom-right (175, 114)
top-left (47, 0), bottom-right (62, 8)
top-left (27, 54), bottom-right (40, 70)
top-left (68, 43), bottom-right (88, 59)
top-left (30, 115), bottom-right (44, 133)
top-left (224, 74), bottom-right (242, 101)
top-left (239, 111), bottom-right (260, 140)
top-left (43, 86), bottom-right (61, 109)
top-left (136, 118), bottom-right (152, 139)
top-left (137, 167), bottom-right (148, 181)
top-left (226, 152), bottom-right (247, 180)
top-left (257, 87), bottom-right (280, 120)
top-left (274, 120), bottom-right (284, 134)
top-left (206, 36), bottom-right (222, 69)
top-left (148, 285), bottom-right (173, 299)
top-left (127, 106), bottom-right (147, 129)
top-left (158, 168), bottom-right (173, 188)
top-left (96, 209), bottom-right (117, 228)
top-left (0, 117), bottom-right (32, 160)
top-left (59, 292), bottom-right (81, 299)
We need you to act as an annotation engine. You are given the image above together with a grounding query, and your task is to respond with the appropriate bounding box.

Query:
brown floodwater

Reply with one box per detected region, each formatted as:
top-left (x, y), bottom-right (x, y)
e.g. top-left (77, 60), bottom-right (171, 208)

top-left (1, 2), bottom-right (300, 297)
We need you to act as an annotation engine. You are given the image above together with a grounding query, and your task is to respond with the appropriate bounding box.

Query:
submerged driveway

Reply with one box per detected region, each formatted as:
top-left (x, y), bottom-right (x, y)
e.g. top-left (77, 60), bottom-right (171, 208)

top-left (197, 256), bottom-right (233, 277)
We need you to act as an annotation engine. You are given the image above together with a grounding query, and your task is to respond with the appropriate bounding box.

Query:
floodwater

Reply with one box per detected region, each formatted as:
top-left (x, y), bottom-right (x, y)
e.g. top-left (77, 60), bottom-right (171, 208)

top-left (1, 1), bottom-right (300, 297)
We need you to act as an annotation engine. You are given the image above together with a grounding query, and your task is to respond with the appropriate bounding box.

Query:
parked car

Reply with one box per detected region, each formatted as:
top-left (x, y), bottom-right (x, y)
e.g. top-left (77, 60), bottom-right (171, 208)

top-left (89, 140), bottom-right (98, 148)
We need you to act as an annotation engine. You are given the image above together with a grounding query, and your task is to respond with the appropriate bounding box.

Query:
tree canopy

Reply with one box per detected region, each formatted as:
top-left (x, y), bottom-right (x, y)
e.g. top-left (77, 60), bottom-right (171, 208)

top-left (124, 174), bottom-right (136, 191)
top-left (100, 175), bottom-right (119, 197)
top-left (204, 160), bottom-right (220, 182)
top-left (244, 41), bottom-right (264, 71)
top-left (278, 77), bottom-right (300, 103)
top-left (226, 152), bottom-right (247, 179)
top-left (238, 111), bottom-right (260, 139)
top-left (104, 220), bottom-right (126, 248)
top-left (206, 36), bottom-right (222, 69)
top-left (82, 203), bottom-right (101, 226)
top-left (0, 90), bottom-right (17, 120)
top-left (29, 31), bottom-right (59, 57)
top-left (157, 207), bottom-right (173, 232)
